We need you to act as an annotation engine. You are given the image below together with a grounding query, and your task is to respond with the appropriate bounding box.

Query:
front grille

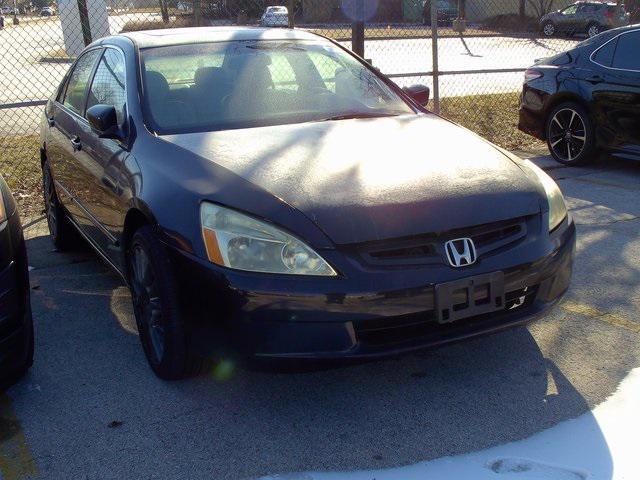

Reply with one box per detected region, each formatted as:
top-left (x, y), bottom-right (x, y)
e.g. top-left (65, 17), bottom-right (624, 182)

top-left (354, 284), bottom-right (539, 347)
top-left (354, 216), bottom-right (531, 267)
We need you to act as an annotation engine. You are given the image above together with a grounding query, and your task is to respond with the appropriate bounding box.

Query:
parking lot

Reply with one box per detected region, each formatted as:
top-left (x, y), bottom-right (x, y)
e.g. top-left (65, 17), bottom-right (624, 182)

top-left (0, 151), bottom-right (638, 479)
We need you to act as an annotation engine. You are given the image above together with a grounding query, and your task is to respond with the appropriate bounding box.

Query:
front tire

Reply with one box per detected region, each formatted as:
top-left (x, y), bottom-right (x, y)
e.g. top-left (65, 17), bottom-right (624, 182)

top-left (127, 226), bottom-right (207, 380)
top-left (42, 159), bottom-right (78, 251)
top-left (545, 102), bottom-right (596, 166)
top-left (542, 21), bottom-right (556, 36)
top-left (587, 22), bottom-right (601, 38)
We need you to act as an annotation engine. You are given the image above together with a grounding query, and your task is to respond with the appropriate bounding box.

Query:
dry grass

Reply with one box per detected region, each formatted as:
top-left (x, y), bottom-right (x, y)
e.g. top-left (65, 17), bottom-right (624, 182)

top-left (39, 47), bottom-right (75, 63)
top-left (439, 92), bottom-right (544, 151)
top-left (308, 25), bottom-right (502, 40)
top-left (0, 136), bottom-right (43, 219)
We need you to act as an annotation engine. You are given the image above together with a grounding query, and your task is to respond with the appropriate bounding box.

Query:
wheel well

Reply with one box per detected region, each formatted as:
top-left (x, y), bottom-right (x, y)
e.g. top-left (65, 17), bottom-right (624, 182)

top-left (122, 209), bottom-right (150, 257)
top-left (542, 94), bottom-right (591, 140)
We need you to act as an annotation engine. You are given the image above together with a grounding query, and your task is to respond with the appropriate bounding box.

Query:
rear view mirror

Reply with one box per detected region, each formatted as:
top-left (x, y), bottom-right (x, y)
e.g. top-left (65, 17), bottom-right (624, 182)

top-left (86, 104), bottom-right (122, 139)
top-left (402, 84), bottom-right (430, 107)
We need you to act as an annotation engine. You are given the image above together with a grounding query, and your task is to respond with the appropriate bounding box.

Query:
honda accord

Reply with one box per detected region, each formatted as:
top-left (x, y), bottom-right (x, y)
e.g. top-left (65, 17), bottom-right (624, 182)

top-left (40, 27), bottom-right (575, 379)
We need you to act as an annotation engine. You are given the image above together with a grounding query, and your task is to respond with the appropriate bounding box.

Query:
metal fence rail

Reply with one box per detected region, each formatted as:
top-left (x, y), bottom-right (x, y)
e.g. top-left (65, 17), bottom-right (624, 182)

top-left (1, 0), bottom-right (631, 220)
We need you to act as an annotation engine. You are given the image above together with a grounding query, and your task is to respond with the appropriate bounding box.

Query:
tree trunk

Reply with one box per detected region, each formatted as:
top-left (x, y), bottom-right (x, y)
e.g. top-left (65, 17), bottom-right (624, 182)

top-left (159, 0), bottom-right (169, 23)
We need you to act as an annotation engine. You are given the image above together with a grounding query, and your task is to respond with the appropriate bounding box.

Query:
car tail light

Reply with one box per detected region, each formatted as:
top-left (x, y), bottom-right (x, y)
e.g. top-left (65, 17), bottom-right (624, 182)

top-left (524, 69), bottom-right (543, 82)
top-left (604, 9), bottom-right (613, 18)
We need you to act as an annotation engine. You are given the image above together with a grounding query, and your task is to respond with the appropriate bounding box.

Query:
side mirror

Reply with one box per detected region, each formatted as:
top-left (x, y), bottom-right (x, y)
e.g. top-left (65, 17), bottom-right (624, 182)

top-left (402, 84), bottom-right (430, 107)
top-left (86, 104), bottom-right (122, 139)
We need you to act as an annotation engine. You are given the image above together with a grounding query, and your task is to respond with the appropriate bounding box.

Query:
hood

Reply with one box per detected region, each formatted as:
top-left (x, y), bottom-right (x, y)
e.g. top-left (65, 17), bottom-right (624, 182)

top-left (162, 114), bottom-right (543, 245)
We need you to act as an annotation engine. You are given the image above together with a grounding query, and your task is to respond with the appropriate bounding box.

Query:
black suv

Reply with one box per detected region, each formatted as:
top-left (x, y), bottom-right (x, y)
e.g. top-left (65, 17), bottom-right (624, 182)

top-left (540, 1), bottom-right (629, 38)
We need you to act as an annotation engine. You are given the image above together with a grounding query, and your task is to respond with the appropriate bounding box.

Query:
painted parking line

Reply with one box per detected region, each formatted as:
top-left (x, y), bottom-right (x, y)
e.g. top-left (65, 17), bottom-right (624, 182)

top-left (0, 395), bottom-right (37, 480)
top-left (562, 301), bottom-right (640, 335)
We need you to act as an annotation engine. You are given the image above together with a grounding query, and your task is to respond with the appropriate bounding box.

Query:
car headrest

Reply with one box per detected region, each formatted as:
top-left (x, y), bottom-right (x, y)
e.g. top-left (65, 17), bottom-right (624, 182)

top-left (226, 51), bottom-right (272, 73)
top-left (145, 70), bottom-right (170, 99)
top-left (194, 66), bottom-right (228, 87)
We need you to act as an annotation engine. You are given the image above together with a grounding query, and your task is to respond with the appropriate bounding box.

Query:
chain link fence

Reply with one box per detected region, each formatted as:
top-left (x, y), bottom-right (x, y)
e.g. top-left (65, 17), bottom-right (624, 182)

top-left (0, 0), bottom-right (635, 221)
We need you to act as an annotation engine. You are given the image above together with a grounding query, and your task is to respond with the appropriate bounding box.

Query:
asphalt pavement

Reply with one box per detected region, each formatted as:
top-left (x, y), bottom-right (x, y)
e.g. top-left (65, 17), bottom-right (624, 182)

top-left (1, 151), bottom-right (639, 479)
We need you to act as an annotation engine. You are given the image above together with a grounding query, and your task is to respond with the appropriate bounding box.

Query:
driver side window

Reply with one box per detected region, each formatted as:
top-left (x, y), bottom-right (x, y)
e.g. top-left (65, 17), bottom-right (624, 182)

top-left (63, 49), bottom-right (102, 115)
top-left (561, 5), bottom-right (578, 15)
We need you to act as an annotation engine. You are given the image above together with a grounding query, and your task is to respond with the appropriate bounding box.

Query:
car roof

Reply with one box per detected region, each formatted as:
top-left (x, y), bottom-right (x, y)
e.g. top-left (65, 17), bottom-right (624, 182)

top-left (573, 1), bottom-right (616, 4)
top-left (120, 26), bottom-right (320, 49)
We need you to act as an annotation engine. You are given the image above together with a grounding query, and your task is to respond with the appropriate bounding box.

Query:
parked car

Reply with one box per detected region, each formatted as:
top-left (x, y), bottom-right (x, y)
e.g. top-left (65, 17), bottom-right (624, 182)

top-left (260, 5), bottom-right (288, 26)
top-left (40, 27), bottom-right (574, 379)
top-left (540, 1), bottom-right (629, 38)
top-left (0, 6), bottom-right (18, 15)
top-left (519, 25), bottom-right (640, 165)
top-left (39, 6), bottom-right (55, 16)
top-left (176, 1), bottom-right (192, 12)
top-left (422, 0), bottom-right (458, 25)
top-left (0, 175), bottom-right (34, 389)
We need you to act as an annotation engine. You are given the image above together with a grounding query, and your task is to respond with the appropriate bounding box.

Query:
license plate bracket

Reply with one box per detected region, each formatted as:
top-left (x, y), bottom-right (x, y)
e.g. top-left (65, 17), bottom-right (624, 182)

top-left (435, 271), bottom-right (505, 324)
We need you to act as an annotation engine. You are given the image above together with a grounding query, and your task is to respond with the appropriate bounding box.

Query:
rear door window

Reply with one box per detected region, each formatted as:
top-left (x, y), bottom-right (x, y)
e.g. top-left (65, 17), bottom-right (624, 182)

top-left (592, 38), bottom-right (618, 67)
top-left (611, 31), bottom-right (640, 71)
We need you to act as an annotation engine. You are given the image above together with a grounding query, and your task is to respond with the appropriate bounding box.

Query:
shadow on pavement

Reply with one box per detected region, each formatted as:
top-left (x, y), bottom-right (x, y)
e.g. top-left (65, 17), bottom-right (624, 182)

top-left (8, 231), bottom-right (616, 479)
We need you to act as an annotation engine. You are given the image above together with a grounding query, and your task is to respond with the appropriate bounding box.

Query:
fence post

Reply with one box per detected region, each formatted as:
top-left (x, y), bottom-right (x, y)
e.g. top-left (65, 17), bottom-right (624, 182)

top-left (352, 0), bottom-right (365, 58)
top-left (76, 0), bottom-right (92, 46)
top-left (430, 0), bottom-right (440, 114)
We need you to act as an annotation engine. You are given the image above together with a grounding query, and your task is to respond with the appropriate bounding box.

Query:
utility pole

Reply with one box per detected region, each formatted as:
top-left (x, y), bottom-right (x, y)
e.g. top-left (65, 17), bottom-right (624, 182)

top-left (431, 0), bottom-right (439, 114)
top-left (352, 0), bottom-right (364, 58)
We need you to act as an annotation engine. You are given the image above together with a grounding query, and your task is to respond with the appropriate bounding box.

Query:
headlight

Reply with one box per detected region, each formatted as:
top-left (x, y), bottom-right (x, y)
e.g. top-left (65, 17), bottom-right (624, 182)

top-left (522, 160), bottom-right (567, 231)
top-left (200, 202), bottom-right (336, 276)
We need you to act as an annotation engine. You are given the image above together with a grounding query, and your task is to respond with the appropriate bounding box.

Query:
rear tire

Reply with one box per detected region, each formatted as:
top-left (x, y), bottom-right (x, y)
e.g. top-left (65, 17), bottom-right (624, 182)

top-left (42, 159), bottom-right (79, 251)
top-left (545, 102), bottom-right (596, 166)
top-left (127, 225), bottom-right (207, 380)
top-left (587, 22), bottom-right (601, 37)
top-left (542, 21), bottom-right (556, 36)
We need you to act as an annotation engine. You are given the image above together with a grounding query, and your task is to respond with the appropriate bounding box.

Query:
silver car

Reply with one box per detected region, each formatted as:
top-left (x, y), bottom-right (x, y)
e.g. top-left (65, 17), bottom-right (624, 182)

top-left (540, 1), bottom-right (629, 38)
top-left (260, 5), bottom-right (289, 27)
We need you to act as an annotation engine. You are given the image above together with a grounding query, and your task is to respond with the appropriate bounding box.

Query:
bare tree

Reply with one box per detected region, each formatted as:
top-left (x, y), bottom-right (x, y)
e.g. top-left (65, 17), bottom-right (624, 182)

top-left (519, 0), bottom-right (526, 26)
top-left (526, 0), bottom-right (556, 18)
top-left (159, 0), bottom-right (169, 23)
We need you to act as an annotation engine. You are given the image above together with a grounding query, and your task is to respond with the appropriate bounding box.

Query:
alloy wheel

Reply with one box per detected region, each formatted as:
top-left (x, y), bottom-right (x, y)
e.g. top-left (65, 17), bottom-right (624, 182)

top-left (548, 108), bottom-right (587, 163)
top-left (588, 24), bottom-right (600, 37)
top-left (543, 23), bottom-right (555, 36)
top-left (130, 244), bottom-right (165, 363)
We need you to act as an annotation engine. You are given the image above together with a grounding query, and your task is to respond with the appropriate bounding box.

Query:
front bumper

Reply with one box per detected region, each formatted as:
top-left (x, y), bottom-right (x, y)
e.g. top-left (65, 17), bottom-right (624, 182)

top-left (169, 218), bottom-right (575, 360)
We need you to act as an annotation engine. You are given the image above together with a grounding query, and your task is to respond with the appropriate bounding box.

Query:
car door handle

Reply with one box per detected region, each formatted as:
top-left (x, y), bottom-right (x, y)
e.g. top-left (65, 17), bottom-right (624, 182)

top-left (47, 116), bottom-right (55, 127)
top-left (70, 136), bottom-right (82, 151)
top-left (586, 74), bottom-right (604, 84)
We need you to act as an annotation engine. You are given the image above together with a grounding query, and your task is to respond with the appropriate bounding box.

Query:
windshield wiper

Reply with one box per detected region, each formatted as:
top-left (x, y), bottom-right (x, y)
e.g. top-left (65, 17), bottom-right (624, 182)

top-left (321, 112), bottom-right (400, 122)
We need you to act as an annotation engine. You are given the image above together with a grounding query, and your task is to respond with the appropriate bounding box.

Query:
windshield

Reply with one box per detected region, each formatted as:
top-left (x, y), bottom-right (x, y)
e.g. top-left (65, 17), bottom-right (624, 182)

top-left (140, 40), bottom-right (413, 134)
